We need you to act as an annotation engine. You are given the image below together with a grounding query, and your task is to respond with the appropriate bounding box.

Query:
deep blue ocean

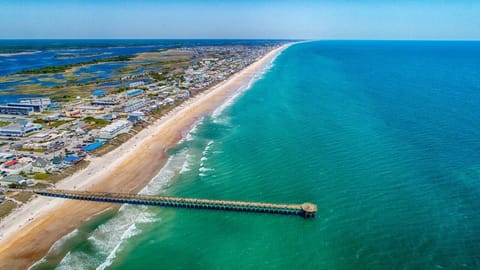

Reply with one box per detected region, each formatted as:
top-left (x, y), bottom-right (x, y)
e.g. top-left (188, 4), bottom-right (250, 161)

top-left (29, 40), bottom-right (480, 269)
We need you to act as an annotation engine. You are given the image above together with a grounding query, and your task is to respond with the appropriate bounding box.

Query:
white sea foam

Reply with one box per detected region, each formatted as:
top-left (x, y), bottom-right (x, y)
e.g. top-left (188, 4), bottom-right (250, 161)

top-left (140, 150), bottom-right (188, 195)
top-left (95, 223), bottom-right (139, 270)
top-left (56, 251), bottom-right (94, 270)
top-left (180, 153), bottom-right (196, 174)
top-left (53, 151), bottom-right (188, 269)
top-left (56, 203), bottom-right (157, 270)
top-left (28, 229), bottom-right (80, 270)
top-left (200, 140), bottom-right (214, 168)
top-left (27, 257), bottom-right (47, 270)
top-left (50, 228), bottom-right (80, 254)
top-left (178, 117), bottom-right (205, 144)
top-left (199, 167), bottom-right (215, 173)
top-left (202, 140), bottom-right (214, 155)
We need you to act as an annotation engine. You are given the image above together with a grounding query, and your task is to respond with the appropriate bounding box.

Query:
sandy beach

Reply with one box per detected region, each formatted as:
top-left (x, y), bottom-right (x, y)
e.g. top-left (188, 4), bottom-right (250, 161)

top-left (0, 43), bottom-right (291, 269)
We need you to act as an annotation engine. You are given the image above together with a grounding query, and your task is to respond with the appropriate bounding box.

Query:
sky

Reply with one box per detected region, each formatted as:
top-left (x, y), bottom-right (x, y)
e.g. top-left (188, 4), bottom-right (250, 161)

top-left (0, 0), bottom-right (479, 40)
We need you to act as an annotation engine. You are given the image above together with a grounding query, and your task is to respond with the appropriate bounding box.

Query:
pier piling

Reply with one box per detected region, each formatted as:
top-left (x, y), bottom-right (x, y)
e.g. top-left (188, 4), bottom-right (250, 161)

top-left (25, 189), bottom-right (317, 218)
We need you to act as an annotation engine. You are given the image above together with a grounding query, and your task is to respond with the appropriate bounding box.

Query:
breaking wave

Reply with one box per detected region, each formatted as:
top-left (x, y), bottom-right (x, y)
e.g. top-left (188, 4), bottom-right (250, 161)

top-left (38, 150), bottom-right (188, 270)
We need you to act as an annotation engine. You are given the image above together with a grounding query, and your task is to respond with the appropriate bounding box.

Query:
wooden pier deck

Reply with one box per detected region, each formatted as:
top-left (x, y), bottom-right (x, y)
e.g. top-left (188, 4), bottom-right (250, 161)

top-left (26, 189), bottom-right (317, 218)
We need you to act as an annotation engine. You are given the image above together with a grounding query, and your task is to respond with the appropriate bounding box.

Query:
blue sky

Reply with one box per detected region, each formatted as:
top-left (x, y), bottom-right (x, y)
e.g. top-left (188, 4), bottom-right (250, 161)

top-left (0, 0), bottom-right (479, 39)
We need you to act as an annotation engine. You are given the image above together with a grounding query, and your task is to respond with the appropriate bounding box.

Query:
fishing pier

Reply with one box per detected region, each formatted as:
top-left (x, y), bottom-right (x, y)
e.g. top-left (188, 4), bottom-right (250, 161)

top-left (21, 189), bottom-right (317, 218)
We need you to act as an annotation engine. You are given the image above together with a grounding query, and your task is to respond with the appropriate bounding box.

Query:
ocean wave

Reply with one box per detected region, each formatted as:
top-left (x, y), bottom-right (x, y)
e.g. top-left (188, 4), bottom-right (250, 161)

top-left (95, 223), bottom-right (139, 270)
top-left (56, 251), bottom-right (93, 270)
top-left (199, 167), bottom-right (215, 173)
top-left (202, 140), bottom-right (214, 155)
top-left (211, 112), bottom-right (233, 125)
top-left (139, 150), bottom-right (188, 195)
top-left (180, 153), bottom-right (196, 174)
top-left (50, 229), bottom-right (80, 254)
top-left (52, 151), bottom-right (188, 269)
top-left (56, 207), bottom-right (157, 270)
top-left (27, 257), bottom-right (47, 270)
top-left (85, 152), bottom-right (188, 268)
top-left (200, 140), bottom-right (214, 168)
top-left (28, 229), bottom-right (80, 270)
top-left (178, 117), bottom-right (205, 144)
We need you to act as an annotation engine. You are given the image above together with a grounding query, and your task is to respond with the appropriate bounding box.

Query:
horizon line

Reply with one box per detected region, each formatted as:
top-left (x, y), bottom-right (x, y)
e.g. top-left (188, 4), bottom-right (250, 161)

top-left (0, 38), bottom-right (479, 42)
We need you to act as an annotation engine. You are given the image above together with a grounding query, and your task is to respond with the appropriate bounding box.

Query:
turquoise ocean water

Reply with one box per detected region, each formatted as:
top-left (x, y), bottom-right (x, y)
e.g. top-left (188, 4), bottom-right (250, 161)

top-left (32, 41), bottom-right (480, 269)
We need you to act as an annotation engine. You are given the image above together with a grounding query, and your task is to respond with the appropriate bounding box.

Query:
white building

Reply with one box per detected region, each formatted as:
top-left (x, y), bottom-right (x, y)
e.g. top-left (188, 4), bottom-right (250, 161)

top-left (163, 98), bottom-right (175, 106)
top-left (0, 122), bottom-right (42, 137)
top-left (128, 81), bottom-right (145, 88)
top-left (19, 98), bottom-right (51, 109)
top-left (123, 99), bottom-right (148, 113)
top-left (156, 86), bottom-right (171, 92)
top-left (97, 120), bottom-right (132, 140)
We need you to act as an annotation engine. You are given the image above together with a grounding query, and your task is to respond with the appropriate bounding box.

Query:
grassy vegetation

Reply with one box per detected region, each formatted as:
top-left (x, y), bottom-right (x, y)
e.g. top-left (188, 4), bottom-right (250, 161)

top-left (49, 120), bottom-right (71, 128)
top-left (47, 160), bottom-right (90, 183)
top-left (115, 66), bottom-right (138, 74)
top-left (83, 117), bottom-right (109, 125)
top-left (149, 71), bottom-right (168, 81)
top-left (66, 77), bottom-right (78, 83)
top-left (92, 133), bottom-right (132, 157)
top-left (33, 182), bottom-right (51, 189)
top-left (0, 49), bottom-right (195, 100)
top-left (51, 95), bottom-right (78, 102)
top-left (0, 121), bottom-right (10, 127)
top-left (10, 191), bottom-right (33, 203)
top-left (34, 172), bottom-right (51, 180)
top-left (0, 201), bottom-right (17, 220)
top-left (19, 148), bottom-right (44, 153)
top-left (83, 117), bottom-right (110, 129)
top-left (33, 119), bottom-right (71, 128)
top-left (112, 87), bottom-right (129, 94)
top-left (17, 55), bottom-right (134, 75)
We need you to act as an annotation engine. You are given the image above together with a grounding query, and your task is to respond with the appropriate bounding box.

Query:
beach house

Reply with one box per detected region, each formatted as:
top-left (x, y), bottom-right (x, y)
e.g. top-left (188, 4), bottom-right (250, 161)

top-left (0, 174), bottom-right (26, 187)
top-left (123, 99), bottom-right (148, 112)
top-left (31, 157), bottom-right (50, 173)
top-left (97, 120), bottom-right (132, 140)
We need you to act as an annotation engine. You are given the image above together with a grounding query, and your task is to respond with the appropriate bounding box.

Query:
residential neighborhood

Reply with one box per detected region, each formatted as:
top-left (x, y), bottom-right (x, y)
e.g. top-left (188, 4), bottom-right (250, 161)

top-left (0, 44), bottom-right (281, 193)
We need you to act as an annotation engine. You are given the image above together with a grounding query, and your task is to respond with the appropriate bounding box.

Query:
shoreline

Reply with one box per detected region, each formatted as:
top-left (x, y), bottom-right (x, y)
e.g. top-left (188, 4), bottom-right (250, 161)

top-left (0, 43), bottom-right (292, 269)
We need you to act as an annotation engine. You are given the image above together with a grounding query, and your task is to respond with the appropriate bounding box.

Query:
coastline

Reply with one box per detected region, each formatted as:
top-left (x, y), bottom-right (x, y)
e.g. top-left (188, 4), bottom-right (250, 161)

top-left (0, 43), bottom-right (292, 269)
